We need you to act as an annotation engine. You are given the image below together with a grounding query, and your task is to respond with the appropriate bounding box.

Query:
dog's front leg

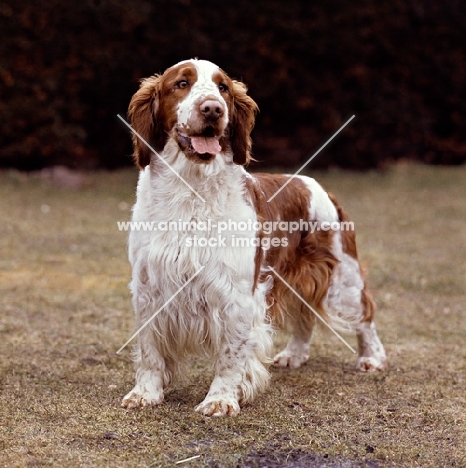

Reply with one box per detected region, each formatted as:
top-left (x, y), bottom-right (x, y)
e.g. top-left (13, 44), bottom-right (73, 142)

top-left (195, 335), bottom-right (270, 417)
top-left (195, 367), bottom-right (242, 417)
top-left (121, 328), bottom-right (167, 409)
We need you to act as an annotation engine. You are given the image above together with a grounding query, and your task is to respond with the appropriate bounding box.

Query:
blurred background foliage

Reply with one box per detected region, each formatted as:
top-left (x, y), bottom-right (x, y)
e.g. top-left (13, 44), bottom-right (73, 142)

top-left (1, 0), bottom-right (465, 170)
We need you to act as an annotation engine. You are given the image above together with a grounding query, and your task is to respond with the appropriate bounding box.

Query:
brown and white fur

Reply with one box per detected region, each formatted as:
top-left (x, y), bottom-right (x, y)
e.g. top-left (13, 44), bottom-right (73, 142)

top-left (121, 59), bottom-right (386, 417)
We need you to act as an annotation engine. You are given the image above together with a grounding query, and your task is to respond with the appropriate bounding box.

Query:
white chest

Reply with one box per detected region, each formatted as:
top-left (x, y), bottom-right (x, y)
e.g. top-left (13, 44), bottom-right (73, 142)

top-left (129, 161), bottom-right (259, 297)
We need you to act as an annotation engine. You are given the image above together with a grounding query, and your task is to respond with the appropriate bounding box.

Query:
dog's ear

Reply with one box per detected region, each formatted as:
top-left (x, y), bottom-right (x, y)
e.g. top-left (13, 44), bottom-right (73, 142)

top-left (127, 75), bottom-right (165, 169)
top-left (230, 80), bottom-right (259, 165)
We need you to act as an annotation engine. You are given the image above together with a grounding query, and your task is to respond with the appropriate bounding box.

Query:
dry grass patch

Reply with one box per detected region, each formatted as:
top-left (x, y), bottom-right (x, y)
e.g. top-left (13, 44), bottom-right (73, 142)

top-left (1, 165), bottom-right (465, 467)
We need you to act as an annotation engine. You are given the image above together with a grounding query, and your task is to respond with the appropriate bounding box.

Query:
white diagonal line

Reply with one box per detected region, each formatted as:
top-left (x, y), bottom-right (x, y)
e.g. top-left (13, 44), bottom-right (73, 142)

top-left (269, 267), bottom-right (356, 353)
top-left (267, 115), bottom-right (355, 202)
top-left (175, 455), bottom-right (201, 465)
top-left (116, 266), bottom-right (205, 354)
top-left (117, 114), bottom-right (206, 202)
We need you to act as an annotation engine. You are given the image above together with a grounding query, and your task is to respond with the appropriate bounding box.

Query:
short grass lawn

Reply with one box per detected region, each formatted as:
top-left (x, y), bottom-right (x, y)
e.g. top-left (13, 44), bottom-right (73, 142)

top-left (0, 164), bottom-right (465, 467)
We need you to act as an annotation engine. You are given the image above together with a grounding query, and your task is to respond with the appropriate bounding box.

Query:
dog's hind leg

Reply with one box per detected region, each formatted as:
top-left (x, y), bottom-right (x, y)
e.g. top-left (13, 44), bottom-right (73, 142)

top-left (324, 231), bottom-right (387, 372)
top-left (273, 311), bottom-right (315, 369)
top-left (355, 290), bottom-right (387, 371)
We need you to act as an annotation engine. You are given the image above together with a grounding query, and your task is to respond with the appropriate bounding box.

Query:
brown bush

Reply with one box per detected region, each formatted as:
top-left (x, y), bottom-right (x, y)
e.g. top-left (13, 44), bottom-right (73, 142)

top-left (1, 0), bottom-right (465, 169)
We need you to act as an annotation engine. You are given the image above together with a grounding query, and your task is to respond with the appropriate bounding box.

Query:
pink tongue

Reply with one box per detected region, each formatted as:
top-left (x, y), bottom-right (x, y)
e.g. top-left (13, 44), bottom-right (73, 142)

top-left (191, 136), bottom-right (221, 154)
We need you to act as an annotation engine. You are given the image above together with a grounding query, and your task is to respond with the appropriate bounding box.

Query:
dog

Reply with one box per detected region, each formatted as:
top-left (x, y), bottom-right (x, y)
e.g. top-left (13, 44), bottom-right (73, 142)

top-left (121, 59), bottom-right (386, 416)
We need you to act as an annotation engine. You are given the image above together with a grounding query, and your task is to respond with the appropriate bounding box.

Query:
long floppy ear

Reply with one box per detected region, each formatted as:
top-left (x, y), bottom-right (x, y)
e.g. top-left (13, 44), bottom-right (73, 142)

top-left (127, 75), bottom-right (165, 169)
top-left (230, 80), bottom-right (259, 165)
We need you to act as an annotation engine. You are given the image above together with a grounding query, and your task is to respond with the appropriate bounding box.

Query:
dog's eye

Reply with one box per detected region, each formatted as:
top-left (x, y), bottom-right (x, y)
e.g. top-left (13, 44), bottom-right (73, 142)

top-left (176, 80), bottom-right (189, 89)
top-left (218, 83), bottom-right (228, 93)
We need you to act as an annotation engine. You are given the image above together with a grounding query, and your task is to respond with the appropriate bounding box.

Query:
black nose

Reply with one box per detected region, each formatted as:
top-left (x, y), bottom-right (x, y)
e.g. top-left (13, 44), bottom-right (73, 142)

top-left (200, 99), bottom-right (224, 121)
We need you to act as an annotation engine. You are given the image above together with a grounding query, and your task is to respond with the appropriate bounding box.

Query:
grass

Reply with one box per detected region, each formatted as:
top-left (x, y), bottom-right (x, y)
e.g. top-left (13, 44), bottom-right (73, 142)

top-left (0, 164), bottom-right (465, 467)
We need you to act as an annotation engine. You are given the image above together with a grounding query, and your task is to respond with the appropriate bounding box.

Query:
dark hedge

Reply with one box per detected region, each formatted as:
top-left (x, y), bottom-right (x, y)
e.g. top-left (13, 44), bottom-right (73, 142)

top-left (1, 0), bottom-right (465, 170)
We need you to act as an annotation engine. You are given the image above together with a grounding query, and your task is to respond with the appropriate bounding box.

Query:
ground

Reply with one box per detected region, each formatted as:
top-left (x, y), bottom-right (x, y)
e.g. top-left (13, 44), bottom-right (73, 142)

top-left (0, 164), bottom-right (465, 467)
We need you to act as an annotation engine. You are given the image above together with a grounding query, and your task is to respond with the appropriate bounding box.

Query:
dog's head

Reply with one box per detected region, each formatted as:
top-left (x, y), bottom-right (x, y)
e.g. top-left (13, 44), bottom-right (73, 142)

top-left (128, 59), bottom-right (259, 168)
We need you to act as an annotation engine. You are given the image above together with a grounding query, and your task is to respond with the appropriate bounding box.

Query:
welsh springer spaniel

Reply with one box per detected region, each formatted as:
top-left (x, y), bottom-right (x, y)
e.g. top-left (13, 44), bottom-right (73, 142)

top-left (121, 59), bottom-right (386, 416)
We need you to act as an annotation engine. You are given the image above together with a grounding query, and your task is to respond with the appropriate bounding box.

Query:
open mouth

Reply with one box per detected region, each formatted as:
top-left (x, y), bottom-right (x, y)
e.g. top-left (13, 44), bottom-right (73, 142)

top-left (176, 126), bottom-right (222, 162)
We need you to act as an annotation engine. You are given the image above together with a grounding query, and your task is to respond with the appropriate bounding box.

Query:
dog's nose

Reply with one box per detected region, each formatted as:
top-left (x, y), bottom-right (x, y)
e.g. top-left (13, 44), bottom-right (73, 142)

top-left (200, 99), bottom-right (224, 121)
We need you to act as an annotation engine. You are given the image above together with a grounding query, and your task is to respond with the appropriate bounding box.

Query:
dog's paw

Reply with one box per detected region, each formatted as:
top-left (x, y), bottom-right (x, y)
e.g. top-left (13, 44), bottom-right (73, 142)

top-left (273, 349), bottom-right (309, 369)
top-left (356, 356), bottom-right (386, 372)
top-left (121, 387), bottom-right (164, 409)
top-left (195, 398), bottom-right (240, 417)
